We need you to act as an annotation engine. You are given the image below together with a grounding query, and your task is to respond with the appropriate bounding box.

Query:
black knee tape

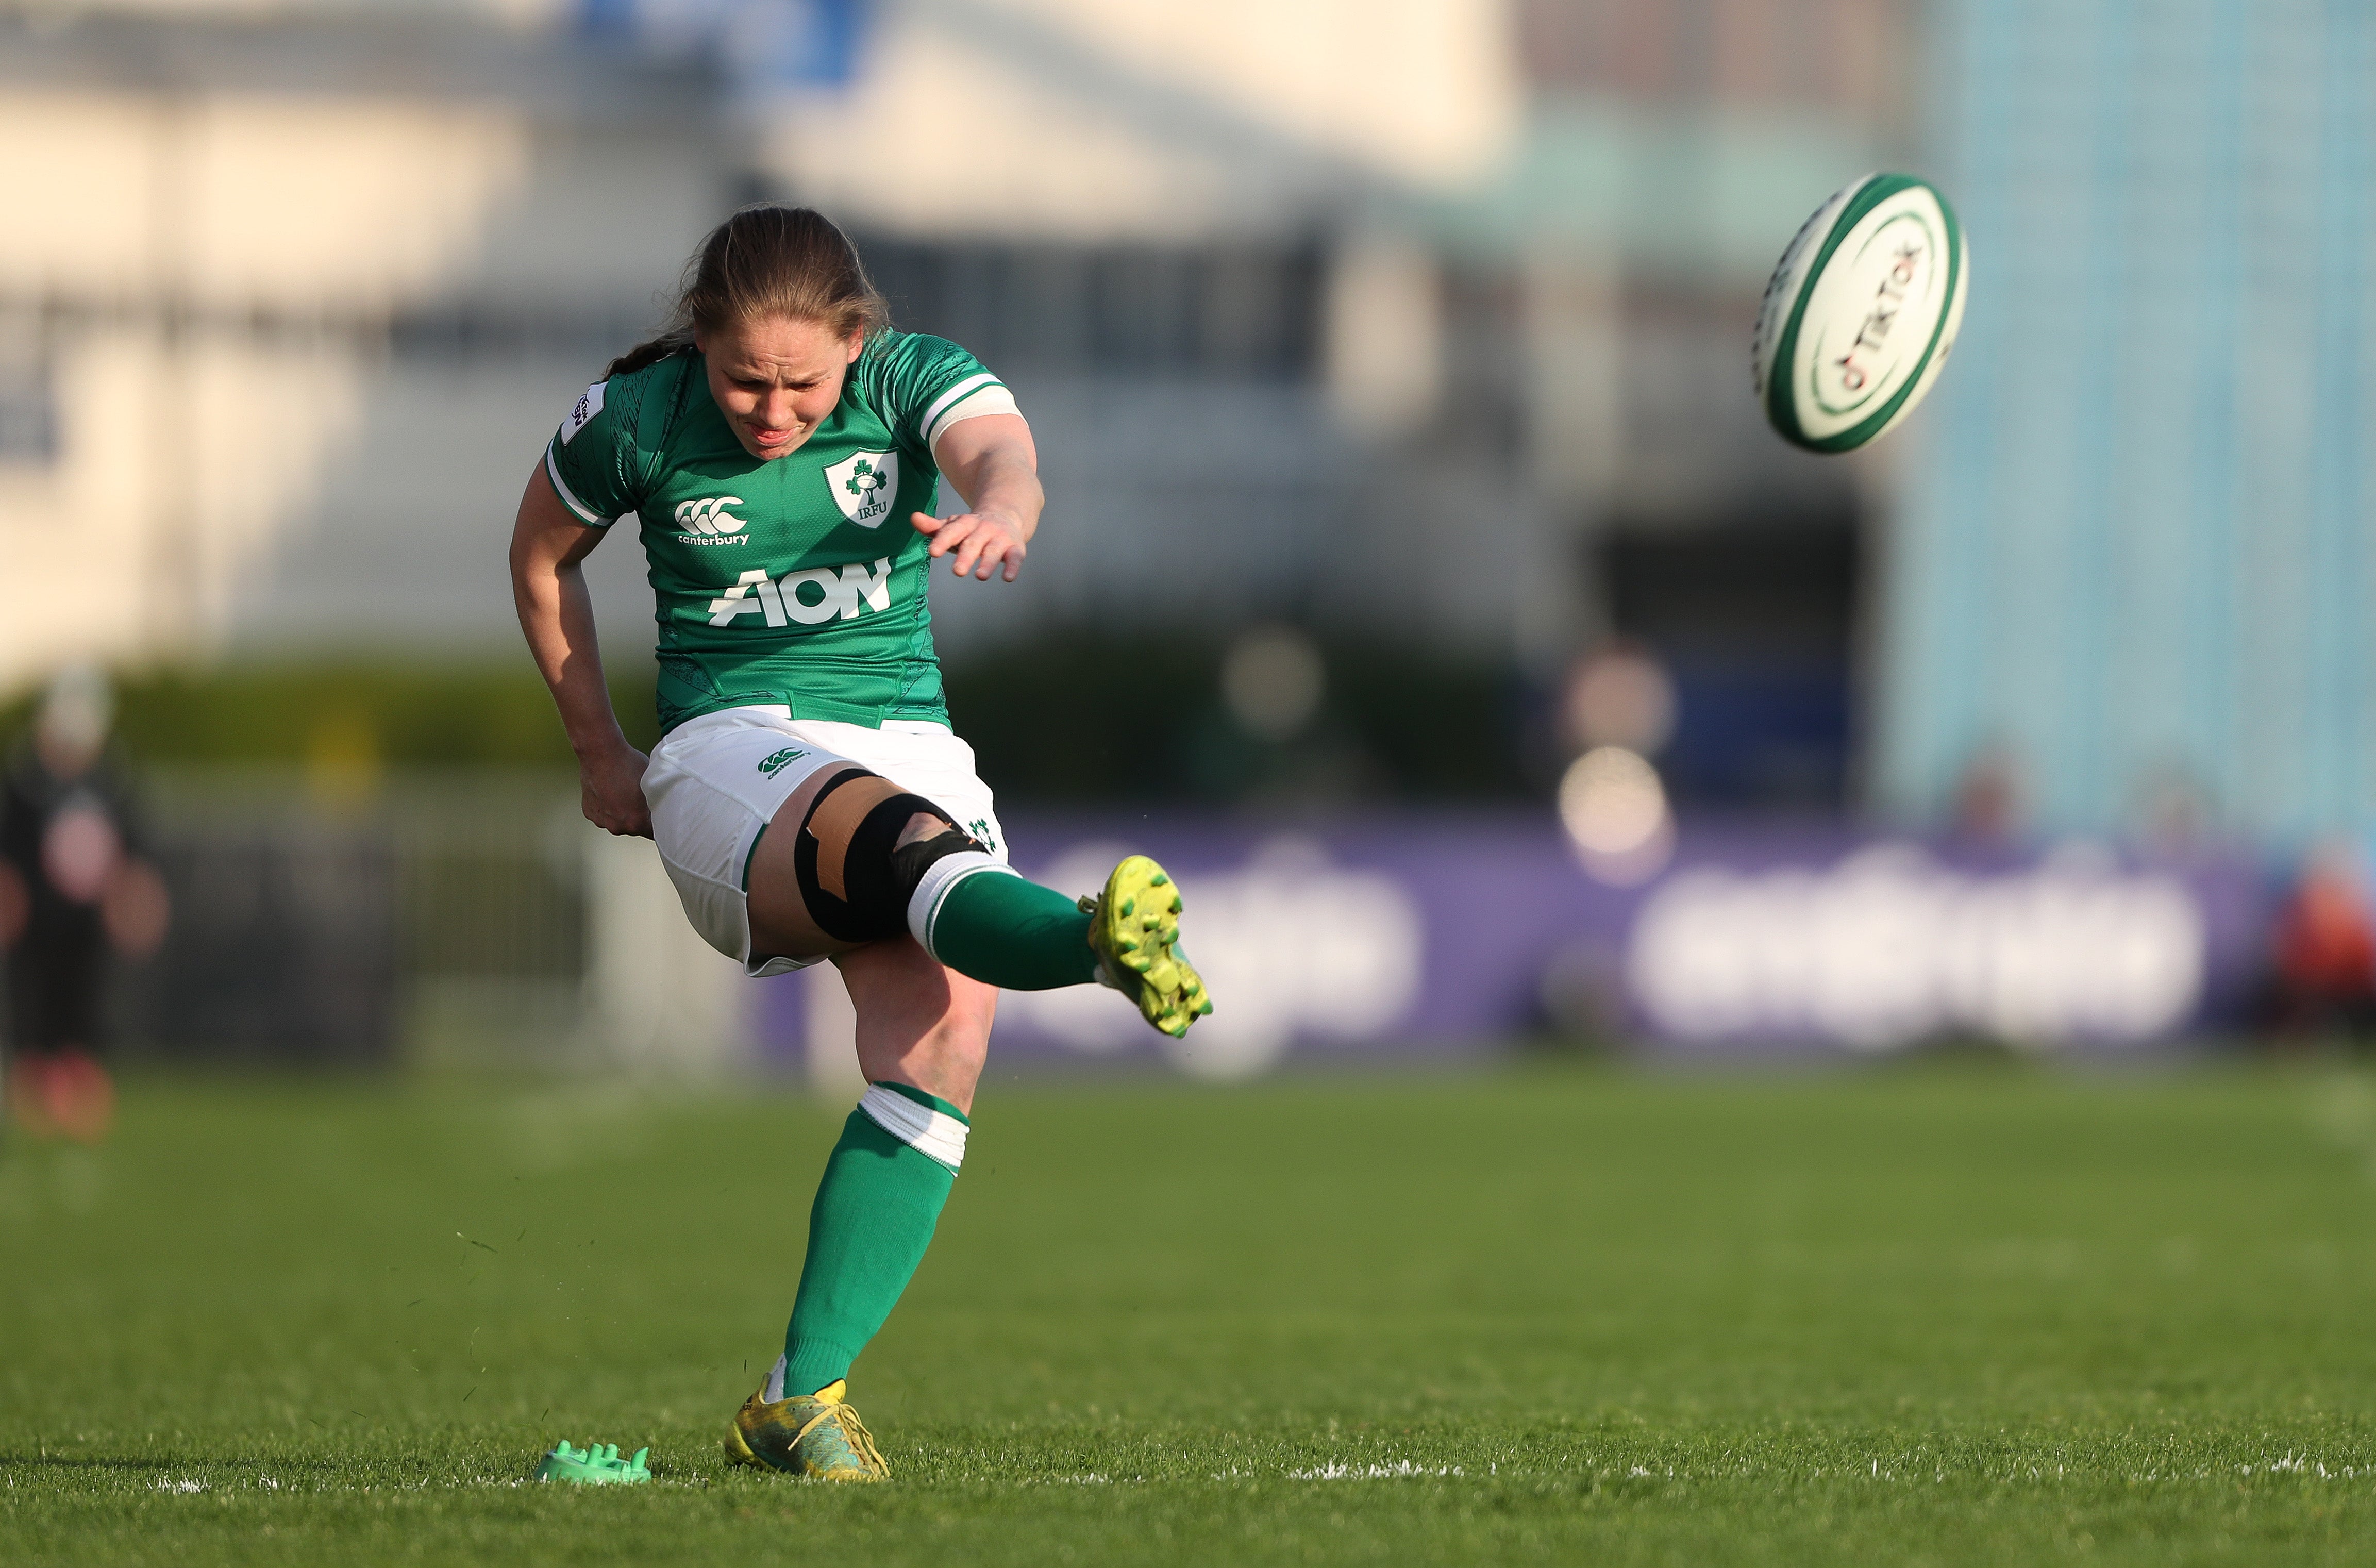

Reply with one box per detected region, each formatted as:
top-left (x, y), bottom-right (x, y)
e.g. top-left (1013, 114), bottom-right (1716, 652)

top-left (794, 773), bottom-right (986, 944)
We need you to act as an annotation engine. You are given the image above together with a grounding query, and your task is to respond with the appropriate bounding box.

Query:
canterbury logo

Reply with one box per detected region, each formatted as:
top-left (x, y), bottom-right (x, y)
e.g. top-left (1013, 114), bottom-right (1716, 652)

top-left (757, 747), bottom-right (806, 776)
top-left (674, 496), bottom-right (746, 537)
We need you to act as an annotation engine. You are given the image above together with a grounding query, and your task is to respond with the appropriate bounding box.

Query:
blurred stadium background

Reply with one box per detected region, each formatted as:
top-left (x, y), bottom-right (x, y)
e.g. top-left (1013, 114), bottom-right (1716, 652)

top-left (1, 0), bottom-right (2372, 1088)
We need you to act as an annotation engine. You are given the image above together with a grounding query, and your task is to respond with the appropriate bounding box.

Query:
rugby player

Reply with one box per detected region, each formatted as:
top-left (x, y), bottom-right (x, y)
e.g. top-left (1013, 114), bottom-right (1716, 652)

top-left (509, 205), bottom-right (1211, 1482)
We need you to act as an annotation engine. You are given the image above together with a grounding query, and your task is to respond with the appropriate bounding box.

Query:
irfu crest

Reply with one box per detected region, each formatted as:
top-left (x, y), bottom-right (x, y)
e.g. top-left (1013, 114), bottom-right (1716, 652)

top-left (825, 451), bottom-right (899, 528)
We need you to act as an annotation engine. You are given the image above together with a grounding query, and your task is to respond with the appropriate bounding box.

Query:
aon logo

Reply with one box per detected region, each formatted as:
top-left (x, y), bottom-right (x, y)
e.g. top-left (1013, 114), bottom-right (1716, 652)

top-left (708, 558), bottom-right (892, 627)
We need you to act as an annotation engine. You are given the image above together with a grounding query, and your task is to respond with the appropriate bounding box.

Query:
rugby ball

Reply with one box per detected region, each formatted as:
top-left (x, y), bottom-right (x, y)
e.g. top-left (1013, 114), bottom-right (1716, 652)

top-left (1752, 173), bottom-right (1968, 453)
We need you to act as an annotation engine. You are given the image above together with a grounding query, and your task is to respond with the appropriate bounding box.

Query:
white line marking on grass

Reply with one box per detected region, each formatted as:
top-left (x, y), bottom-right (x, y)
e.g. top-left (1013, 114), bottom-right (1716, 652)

top-left (1290, 1461), bottom-right (1464, 1480)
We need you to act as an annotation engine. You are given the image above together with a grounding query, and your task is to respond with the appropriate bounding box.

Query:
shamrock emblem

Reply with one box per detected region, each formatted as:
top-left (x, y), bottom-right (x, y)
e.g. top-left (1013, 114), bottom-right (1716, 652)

top-left (827, 452), bottom-right (899, 525)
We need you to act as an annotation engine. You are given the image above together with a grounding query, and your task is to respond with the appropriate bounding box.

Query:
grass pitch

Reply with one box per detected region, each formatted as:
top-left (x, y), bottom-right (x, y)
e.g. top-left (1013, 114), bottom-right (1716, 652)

top-left (7, 1062), bottom-right (2376, 1565)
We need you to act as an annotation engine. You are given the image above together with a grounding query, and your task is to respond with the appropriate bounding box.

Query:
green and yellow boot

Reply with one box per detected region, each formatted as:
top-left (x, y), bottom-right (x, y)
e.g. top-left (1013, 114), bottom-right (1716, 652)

top-left (1083, 855), bottom-right (1214, 1038)
top-left (723, 1379), bottom-right (889, 1481)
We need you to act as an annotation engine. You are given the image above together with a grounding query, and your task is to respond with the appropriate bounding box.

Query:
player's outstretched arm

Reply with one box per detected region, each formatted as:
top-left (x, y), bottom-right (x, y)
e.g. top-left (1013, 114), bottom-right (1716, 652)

top-left (912, 413), bottom-right (1040, 582)
top-left (509, 463), bottom-right (651, 838)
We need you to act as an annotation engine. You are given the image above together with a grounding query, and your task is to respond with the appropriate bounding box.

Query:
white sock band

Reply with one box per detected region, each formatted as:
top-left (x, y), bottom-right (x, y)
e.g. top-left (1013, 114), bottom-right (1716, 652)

top-left (762, 1353), bottom-right (790, 1403)
top-left (858, 1083), bottom-right (969, 1172)
top-left (904, 850), bottom-right (1016, 956)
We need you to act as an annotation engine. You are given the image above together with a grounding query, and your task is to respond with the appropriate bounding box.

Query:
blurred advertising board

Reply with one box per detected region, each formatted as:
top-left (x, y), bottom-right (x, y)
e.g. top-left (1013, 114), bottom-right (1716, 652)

top-left (755, 816), bottom-right (2275, 1078)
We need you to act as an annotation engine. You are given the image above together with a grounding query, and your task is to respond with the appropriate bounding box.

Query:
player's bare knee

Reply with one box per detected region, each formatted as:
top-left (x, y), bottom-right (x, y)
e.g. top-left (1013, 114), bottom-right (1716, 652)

top-left (893, 811), bottom-right (948, 852)
top-left (795, 768), bottom-right (986, 944)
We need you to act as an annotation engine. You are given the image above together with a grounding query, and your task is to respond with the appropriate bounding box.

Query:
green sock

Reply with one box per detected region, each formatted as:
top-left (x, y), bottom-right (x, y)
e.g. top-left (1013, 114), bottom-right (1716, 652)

top-left (923, 866), bottom-right (1099, 991)
top-left (782, 1083), bottom-right (968, 1395)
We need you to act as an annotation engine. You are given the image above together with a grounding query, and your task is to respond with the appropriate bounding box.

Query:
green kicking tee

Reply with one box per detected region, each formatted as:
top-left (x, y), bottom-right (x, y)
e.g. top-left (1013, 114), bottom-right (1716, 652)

top-left (543, 332), bottom-right (1013, 734)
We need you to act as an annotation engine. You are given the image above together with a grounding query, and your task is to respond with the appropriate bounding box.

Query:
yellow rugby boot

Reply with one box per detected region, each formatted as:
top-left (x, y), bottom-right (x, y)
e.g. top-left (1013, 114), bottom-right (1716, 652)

top-left (723, 1379), bottom-right (889, 1481)
top-left (1082, 855), bottom-right (1215, 1038)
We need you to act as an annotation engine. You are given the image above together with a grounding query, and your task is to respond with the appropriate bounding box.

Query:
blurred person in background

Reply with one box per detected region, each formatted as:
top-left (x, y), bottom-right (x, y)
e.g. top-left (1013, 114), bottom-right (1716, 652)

top-left (0, 664), bottom-right (171, 1143)
top-left (1949, 744), bottom-right (2024, 848)
top-left (2267, 842), bottom-right (2376, 1042)
top-left (511, 205), bottom-right (1216, 1483)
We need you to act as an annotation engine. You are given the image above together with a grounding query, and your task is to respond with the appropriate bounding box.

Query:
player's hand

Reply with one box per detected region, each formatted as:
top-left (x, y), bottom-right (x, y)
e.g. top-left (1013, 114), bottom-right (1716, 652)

top-left (912, 508), bottom-right (1027, 582)
top-left (580, 742), bottom-right (653, 838)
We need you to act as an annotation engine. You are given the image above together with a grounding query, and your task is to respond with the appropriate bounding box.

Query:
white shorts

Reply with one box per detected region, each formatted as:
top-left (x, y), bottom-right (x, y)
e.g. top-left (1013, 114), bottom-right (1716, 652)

top-left (641, 706), bottom-right (1007, 976)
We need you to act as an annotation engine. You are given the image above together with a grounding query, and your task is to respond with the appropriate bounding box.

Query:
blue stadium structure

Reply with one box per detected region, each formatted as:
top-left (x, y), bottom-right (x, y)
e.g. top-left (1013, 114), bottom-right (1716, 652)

top-left (1882, 0), bottom-right (2374, 845)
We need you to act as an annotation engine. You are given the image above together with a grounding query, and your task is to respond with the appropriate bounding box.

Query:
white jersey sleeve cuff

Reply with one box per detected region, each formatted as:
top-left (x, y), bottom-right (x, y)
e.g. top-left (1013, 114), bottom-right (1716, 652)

top-left (544, 444), bottom-right (611, 526)
top-left (922, 378), bottom-right (1022, 453)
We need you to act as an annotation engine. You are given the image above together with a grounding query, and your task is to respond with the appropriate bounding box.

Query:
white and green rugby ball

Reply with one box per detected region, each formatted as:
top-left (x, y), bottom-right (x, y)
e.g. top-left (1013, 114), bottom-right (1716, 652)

top-left (1752, 172), bottom-right (1968, 453)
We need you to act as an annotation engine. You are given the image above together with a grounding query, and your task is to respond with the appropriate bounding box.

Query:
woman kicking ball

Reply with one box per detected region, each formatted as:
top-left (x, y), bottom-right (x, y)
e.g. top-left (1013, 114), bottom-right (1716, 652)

top-left (509, 204), bottom-right (1211, 1482)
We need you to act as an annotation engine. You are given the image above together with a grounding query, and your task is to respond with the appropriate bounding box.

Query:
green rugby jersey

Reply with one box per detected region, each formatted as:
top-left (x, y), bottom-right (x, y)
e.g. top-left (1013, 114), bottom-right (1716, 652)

top-left (543, 332), bottom-right (1014, 734)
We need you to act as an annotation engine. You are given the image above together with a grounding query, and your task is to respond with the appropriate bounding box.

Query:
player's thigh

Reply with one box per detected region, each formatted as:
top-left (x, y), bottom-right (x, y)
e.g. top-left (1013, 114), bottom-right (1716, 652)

top-left (742, 764), bottom-right (865, 964)
top-left (742, 747), bottom-right (988, 968)
top-left (643, 709), bottom-right (878, 972)
top-left (834, 936), bottom-right (996, 1112)
top-left (782, 720), bottom-right (1007, 863)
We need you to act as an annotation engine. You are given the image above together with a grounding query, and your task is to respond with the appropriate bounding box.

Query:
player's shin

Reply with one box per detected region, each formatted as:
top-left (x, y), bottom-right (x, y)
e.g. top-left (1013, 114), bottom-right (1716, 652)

top-left (795, 776), bottom-right (1096, 990)
top-left (778, 1082), bottom-right (967, 1396)
top-left (906, 854), bottom-right (1099, 991)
